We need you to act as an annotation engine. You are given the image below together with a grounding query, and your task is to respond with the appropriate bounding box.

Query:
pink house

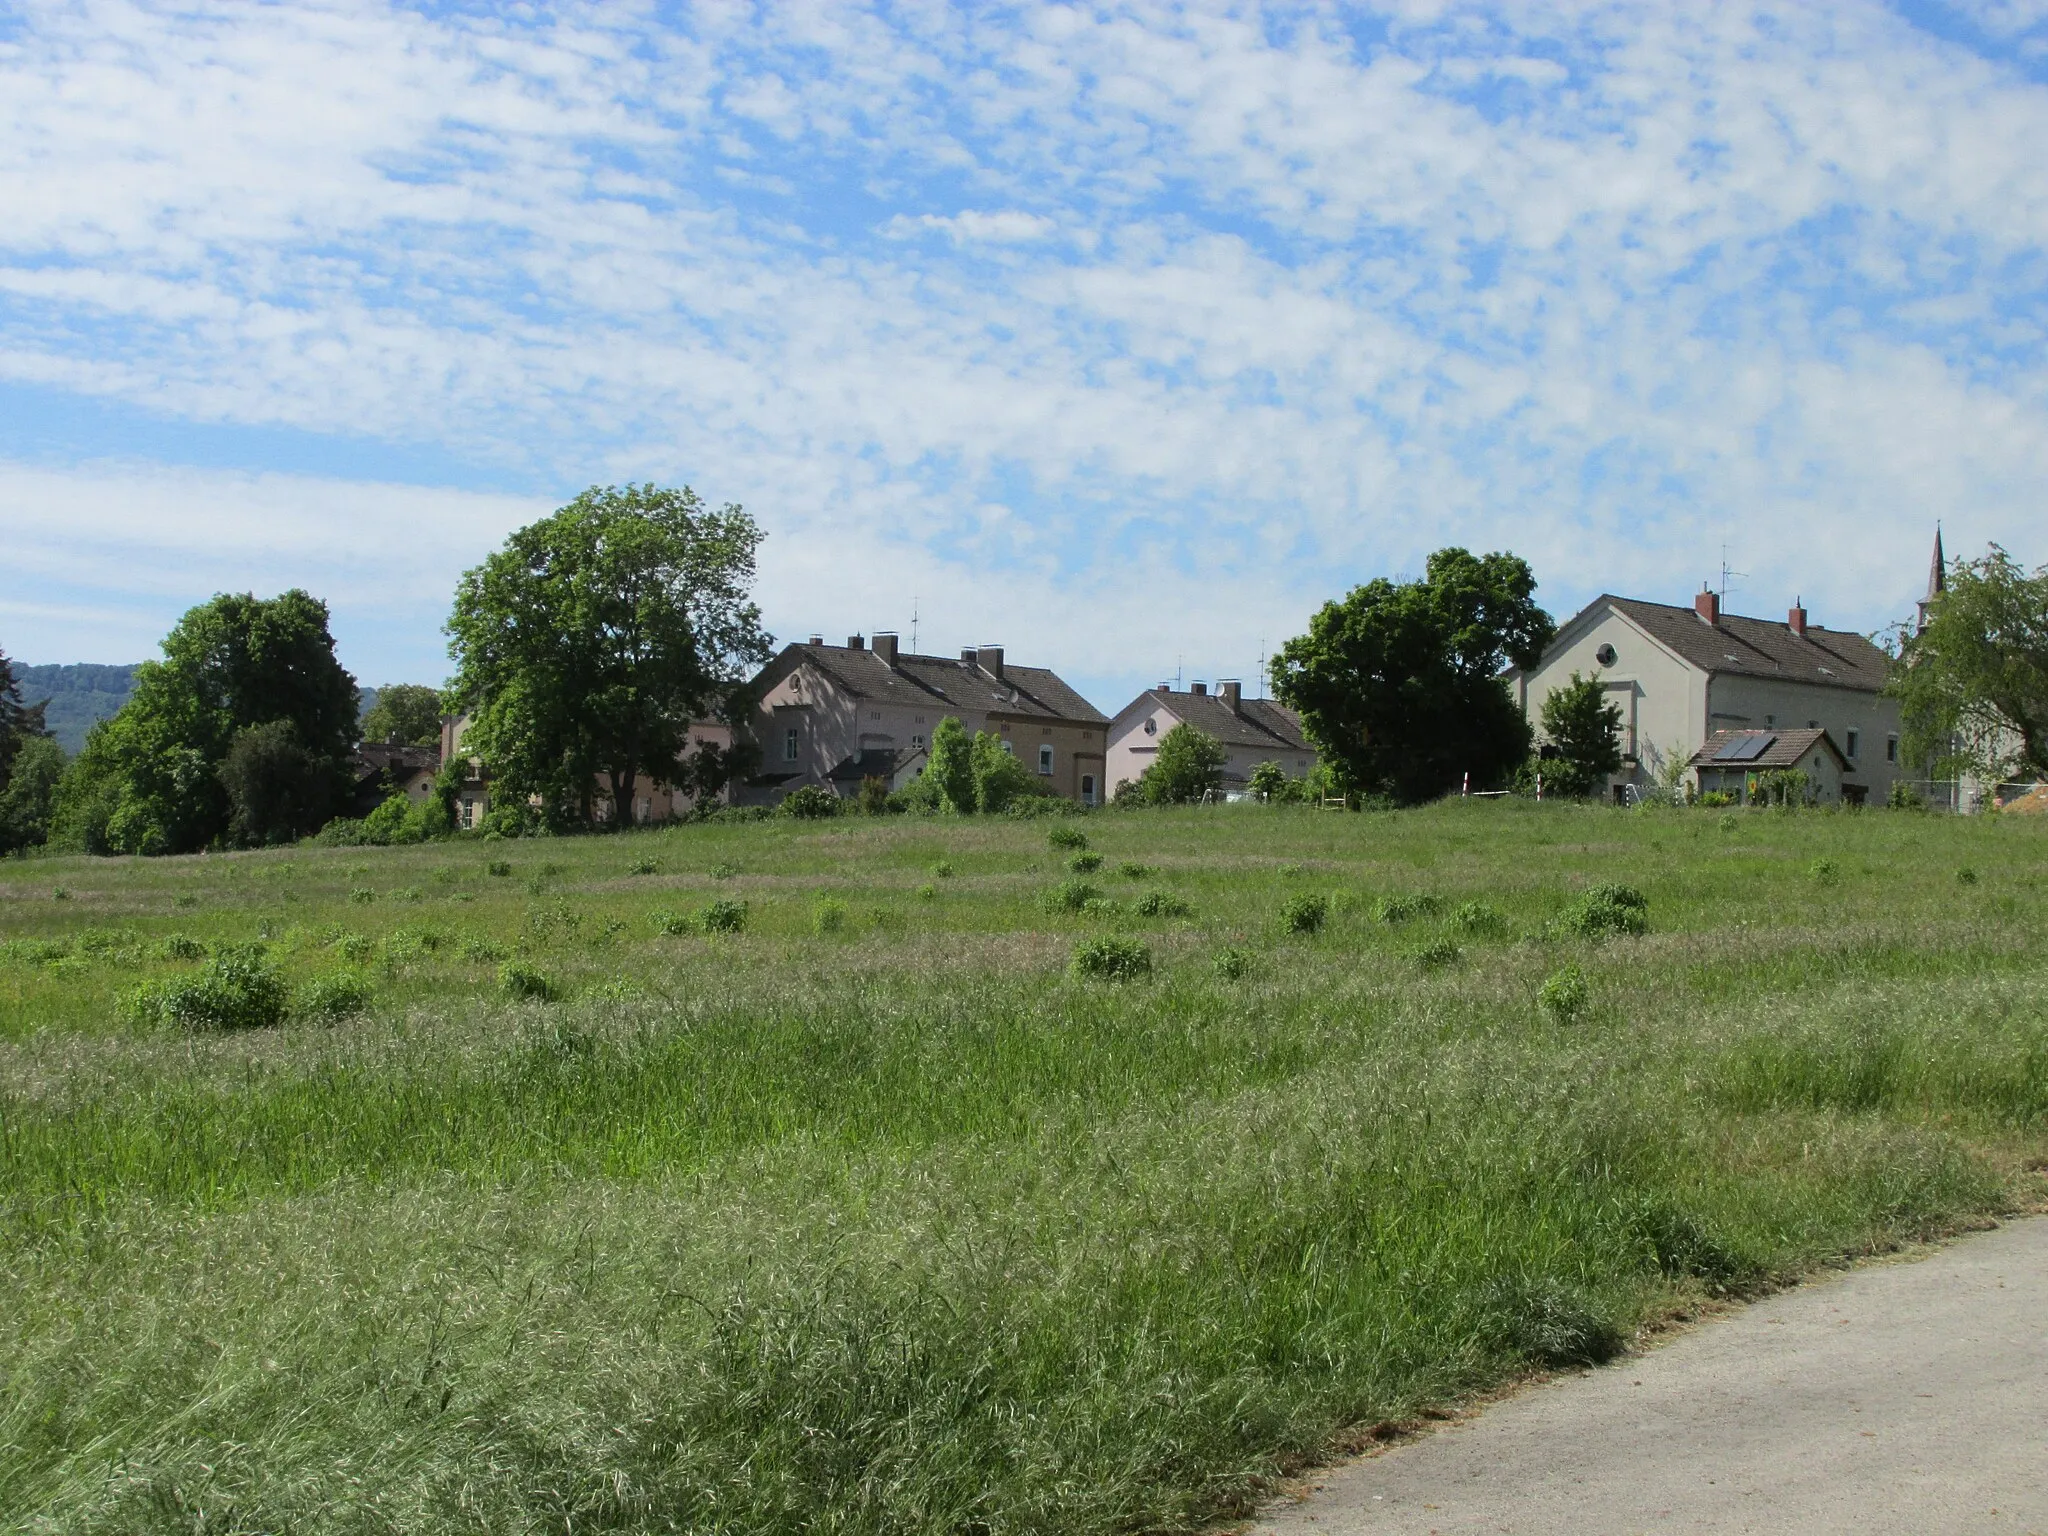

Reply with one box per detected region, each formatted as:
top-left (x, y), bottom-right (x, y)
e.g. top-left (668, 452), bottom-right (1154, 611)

top-left (1105, 680), bottom-right (1316, 798)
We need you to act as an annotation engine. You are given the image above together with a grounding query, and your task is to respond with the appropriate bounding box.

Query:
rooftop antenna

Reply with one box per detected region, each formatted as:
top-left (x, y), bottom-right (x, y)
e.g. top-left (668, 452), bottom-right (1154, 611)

top-left (1176, 654), bottom-right (1183, 691)
top-left (1717, 543), bottom-right (1747, 607)
top-left (1257, 638), bottom-right (1267, 699)
top-left (909, 596), bottom-right (918, 654)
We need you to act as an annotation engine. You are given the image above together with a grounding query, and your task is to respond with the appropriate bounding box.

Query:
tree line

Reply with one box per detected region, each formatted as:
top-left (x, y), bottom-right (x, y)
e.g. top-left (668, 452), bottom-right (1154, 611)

top-left (4, 495), bottom-right (2044, 857)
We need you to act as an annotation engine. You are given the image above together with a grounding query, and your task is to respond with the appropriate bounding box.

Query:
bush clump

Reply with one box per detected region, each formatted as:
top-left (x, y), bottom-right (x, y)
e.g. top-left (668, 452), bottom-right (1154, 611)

top-left (1414, 938), bottom-right (1463, 970)
top-left (812, 898), bottom-right (848, 935)
top-left (701, 898), bottom-right (748, 935)
top-left (129, 946), bottom-right (290, 1031)
top-left (297, 970), bottom-right (373, 1021)
top-left (487, 860), bottom-right (513, 878)
top-left (1042, 880), bottom-right (1102, 914)
top-left (1539, 963), bottom-right (1590, 1024)
top-left (1373, 893), bottom-right (1442, 924)
top-left (1280, 893), bottom-right (1328, 935)
top-left (652, 909), bottom-right (692, 936)
top-left (1808, 858), bottom-right (1840, 887)
top-left (1560, 884), bottom-right (1649, 939)
top-left (1046, 826), bottom-right (1089, 851)
top-left (154, 934), bottom-right (208, 961)
top-left (1066, 851), bottom-right (1104, 874)
top-left (460, 935), bottom-right (509, 962)
top-left (931, 860), bottom-right (954, 879)
top-left (1212, 946), bottom-right (1256, 980)
top-left (499, 961), bottom-right (562, 1003)
top-left (1115, 861), bottom-right (1151, 880)
top-left (1069, 934), bottom-right (1151, 981)
top-left (627, 856), bottom-right (659, 876)
top-left (780, 785), bottom-right (842, 820)
top-left (1449, 900), bottom-right (1506, 936)
top-left (1135, 890), bottom-right (1192, 918)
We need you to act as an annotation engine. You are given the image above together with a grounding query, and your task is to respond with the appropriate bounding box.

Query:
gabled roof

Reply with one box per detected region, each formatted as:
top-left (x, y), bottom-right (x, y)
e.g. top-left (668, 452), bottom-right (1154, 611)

top-left (1688, 728), bottom-right (1848, 771)
top-left (826, 746), bottom-right (927, 784)
top-left (1569, 596), bottom-right (1892, 694)
top-left (1122, 688), bottom-right (1314, 754)
top-left (772, 643), bottom-right (1108, 725)
top-left (351, 742), bottom-right (439, 784)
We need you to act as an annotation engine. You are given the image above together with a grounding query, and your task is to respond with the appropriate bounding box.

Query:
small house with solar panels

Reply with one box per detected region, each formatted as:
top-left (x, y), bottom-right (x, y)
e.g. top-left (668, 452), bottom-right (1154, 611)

top-left (1504, 561), bottom-right (1920, 806)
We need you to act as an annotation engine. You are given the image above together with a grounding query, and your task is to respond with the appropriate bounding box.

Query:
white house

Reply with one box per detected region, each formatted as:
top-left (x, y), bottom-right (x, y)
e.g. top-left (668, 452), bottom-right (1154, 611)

top-left (1105, 680), bottom-right (1317, 799)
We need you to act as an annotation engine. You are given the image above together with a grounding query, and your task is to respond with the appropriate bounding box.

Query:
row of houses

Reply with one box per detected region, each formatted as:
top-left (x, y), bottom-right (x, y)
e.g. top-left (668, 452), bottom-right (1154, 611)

top-left (374, 543), bottom-right (1947, 818)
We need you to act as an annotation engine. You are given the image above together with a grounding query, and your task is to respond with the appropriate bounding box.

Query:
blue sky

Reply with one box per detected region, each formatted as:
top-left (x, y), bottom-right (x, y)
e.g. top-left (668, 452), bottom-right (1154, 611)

top-left (4, 1), bottom-right (2047, 713)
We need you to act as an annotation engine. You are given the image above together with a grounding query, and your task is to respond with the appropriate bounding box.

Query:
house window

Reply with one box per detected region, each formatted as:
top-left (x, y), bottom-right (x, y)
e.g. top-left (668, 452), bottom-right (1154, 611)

top-left (1886, 735), bottom-right (1898, 763)
top-left (1845, 729), bottom-right (1859, 759)
top-left (784, 728), bottom-right (799, 762)
top-left (1595, 643), bottom-right (1617, 666)
top-left (1143, 718), bottom-right (1157, 736)
top-left (1001, 740), bottom-right (1014, 755)
top-left (1081, 774), bottom-right (1096, 806)
top-left (636, 796), bottom-right (652, 823)
top-left (912, 734), bottom-right (925, 752)
top-left (1038, 744), bottom-right (1054, 775)
top-left (1765, 714), bottom-right (1774, 727)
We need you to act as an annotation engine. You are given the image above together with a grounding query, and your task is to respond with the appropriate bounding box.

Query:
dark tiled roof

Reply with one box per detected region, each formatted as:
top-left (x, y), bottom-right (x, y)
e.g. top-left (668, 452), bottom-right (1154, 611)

top-left (827, 747), bottom-right (925, 783)
top-left (788, 644), bottom-right (1109, 725)
top-left (351, 742), bottom-right (439, 783)
top-left (1688, 728), bottom-right (1847, 771)
top-left (1142, 690), bottom-right (1314, 754)
top-left (1605, 598), bottom-right (1891, 693)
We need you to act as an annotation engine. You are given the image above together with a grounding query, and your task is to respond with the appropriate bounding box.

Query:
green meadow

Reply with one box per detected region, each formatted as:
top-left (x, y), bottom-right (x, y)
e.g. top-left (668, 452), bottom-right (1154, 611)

top-left (2, 801), bottom-right (2045, 1534)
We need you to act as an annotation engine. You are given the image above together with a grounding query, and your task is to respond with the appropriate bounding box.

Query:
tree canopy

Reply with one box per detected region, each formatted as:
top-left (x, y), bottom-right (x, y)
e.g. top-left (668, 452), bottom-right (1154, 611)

top-left (0, 645), bottom-right (50, 793)
top-left (53, 592), bottom-right (358, 854)
top-left (446, 484), bottom-right (773, 828)
top-left (1143, 722), bottom-right (1226, 804)
top-left (1271, 548), bottom-right (1553, 803)
top-left (361, 684), bottom-right (444, 746)
top-left (1537, 671), bottom-right (1624, 798)
top-left (1888, 544), bottom-right (2048, 784)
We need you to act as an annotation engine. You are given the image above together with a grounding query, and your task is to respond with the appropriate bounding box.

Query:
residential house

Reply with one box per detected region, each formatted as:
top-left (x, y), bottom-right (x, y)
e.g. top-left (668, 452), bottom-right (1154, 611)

top-left (437, 714), bottom-right (734, 827)
top-left (742, 634), bottom-right (1109, 804)
top-left (1689, 728), bottom-right (1850, 804)
top-left (1104, 680), bottom-right (1316, 799)
top-left (348, 741), bottom-right (440, 817)
top-left (1505, 588), bottom-right (1904, 805)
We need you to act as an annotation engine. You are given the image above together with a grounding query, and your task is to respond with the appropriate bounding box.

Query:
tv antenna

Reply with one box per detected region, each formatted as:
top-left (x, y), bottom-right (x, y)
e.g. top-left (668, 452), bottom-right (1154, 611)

top-left (1257, 638), bottom-right (1267, 699)
top-left (1717, 544), bottom-right (1746, 605)
top-left (910, 596), bottom-right (918, 653)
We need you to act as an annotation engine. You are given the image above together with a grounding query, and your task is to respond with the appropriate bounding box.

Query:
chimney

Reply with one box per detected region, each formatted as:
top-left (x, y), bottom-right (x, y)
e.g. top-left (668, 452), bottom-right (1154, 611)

top-left (978, 644), bottom-right (1004, 681)
top-left (1694, 587), bottom-right (1720, 625)
top-left (808, 633), bottom-right (824, 646)
top-left (1787, 599), bottom-right (1807, 639)
top-left (1220, 679), bottom-right (1242, 711)
top-left (960, 647), bottom-right (978, 669)
top-left (847, 634), bottom-right (865, 650)
top-left (1155, 682), bottom-right (1173, 693)
top-left (872, 631), bottom-right (899, 665)
top-left (1190, 680), bottom-right (1207, 696)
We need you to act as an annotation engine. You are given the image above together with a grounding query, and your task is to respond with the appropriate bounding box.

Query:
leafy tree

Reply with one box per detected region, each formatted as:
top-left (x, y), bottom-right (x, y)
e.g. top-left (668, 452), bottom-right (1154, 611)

top-left (0, 645), bottom-right (50, 792)
top-left (1247, 760), bottom-right (1286, 801)
top-left (676, 737), bottom-right (760, 811)
top-left (446, 484), bottom-right (772, 829)
top-left (0, 735), bottom-right (64, 855)
top-left (923, 717), bottom-right (975, 813)
top-left (1272, 548), bottom-right (1553, 803)
top-left (971, 731), bottom-right (1033, 813)
top-left (1537, 671), bottom-right (1624, 798)
top-left (53, 591), bottom-right (358, 854)
top-left (1888, 544), bottom-right (2048, 783)
top-left (1144, 722), bottom-right (1227, 804)
top-left (361, 684), bottom-right (443, 746)
top-left (219, 720), bottom-right (336, 846)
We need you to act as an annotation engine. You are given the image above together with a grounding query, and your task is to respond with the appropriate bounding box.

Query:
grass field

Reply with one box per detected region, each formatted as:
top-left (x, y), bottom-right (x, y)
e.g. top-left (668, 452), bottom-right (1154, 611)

top-left (2, 800), bottom-right (2045, 1534)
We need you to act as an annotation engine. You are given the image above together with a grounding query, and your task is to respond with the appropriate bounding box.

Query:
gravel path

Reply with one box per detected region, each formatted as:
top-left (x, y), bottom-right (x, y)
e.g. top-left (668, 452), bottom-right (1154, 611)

top-left (1250, 1218), bottom-right (2048, 1535)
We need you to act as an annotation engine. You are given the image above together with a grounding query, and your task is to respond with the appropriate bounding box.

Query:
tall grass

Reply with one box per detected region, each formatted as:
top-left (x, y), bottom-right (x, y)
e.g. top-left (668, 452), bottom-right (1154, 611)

top-left (0, 799), bottom-right (2044, 1533)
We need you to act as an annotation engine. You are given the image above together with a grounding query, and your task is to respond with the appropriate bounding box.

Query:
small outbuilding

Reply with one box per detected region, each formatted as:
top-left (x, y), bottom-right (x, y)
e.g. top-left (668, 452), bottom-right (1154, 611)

top-left (1688, 728), bottom-right (1851, 804)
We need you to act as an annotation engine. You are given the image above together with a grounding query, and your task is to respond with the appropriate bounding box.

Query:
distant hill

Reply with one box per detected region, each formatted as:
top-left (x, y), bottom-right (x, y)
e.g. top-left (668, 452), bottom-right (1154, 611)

top-left (16, 663), bottom-right (142, 754)
top-left (18, 667), bottom-right (387, 755)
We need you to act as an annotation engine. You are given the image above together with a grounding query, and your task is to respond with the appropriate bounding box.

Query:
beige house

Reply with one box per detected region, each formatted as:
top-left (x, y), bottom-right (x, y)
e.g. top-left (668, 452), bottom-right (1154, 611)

top-left (1506, 589), bottom-right (1904, 806)
top-left (1690, 728), bottom-right (1850, 804)
top-left (742, 634), bottom-right (1109, 804)
top-left (1105, 680), bottom-right (1316, 799)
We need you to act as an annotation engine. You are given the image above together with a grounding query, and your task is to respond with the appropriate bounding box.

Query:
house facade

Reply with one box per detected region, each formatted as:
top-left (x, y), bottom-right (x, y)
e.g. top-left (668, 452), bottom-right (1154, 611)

top-left (348, 742), bottom-right (440, 817)
top-left (1505, 590), bottom-right (1904, 805)
top-left (1104, 680), bottom-right (1316, 799)
top-left (742, 634), bottom-right (1109, 804)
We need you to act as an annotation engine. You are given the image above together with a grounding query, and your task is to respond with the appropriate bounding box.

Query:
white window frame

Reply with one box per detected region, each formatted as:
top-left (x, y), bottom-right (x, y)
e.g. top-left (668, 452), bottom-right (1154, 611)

top-left (784, 727), bottom-right (799, 762)
top-left (1038, 744), bottom-right (1054, 775)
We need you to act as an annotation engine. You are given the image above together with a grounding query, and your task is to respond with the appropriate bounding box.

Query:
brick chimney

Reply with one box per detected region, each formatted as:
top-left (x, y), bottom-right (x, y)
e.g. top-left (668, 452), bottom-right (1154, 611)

top-left (978, 644), bottom-right (1004, 681)
top-left (1694, 587), bottom-right (1720, 625)
top-left (960, 647), bottom-right (978, 669)
top-left (847, 634), bottom-right (865, 650)
top-left (1220, 679), bottom-right (1242, 711)
top-left (1787, 599), bottom-right (1807, 639)
top-left (872, 631), bottom-right (898, 665)
top-left (1190, 680), bottom-right (1207, 696)
top-left (808, 634), bottom-right (824, 646)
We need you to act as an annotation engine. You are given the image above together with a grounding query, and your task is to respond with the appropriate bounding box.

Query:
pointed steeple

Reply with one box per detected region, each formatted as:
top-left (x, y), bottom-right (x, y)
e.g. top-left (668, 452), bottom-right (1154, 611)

top-left (1917, 524), bottom-right (1945, 633)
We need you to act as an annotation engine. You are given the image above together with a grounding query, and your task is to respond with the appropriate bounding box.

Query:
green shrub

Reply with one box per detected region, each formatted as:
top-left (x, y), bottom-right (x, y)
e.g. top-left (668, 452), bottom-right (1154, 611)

top-left (1069, 934), bottom-right (1152, 981)
top-left (1280, 893), bottom-right (1328, 935)
top-left (1449, 900), bottom-right (1505, 935)
top-left (1115, 861), bottom-right (1151, 879)
top-left (1414, 938), bottom-right (1463, 970)
top-left (711, 862), bottom-right (739, 880)
top-left (931, 859), bottom-right (955, 879)
top-left (129, 946), bottom-right (290, 1031)
top-left (1373, 893), bottom-right (1442, 924)
top-left (812, 898), bottom-right (848, 935)
top-left (1808, 857), bottom-right (1840, 887)
top-left (348, 888), bottom-right (374, 905)
top-left (1718, 813), bottom-right (1739, 832)
top-left (1079, 896), bottom-right (1122, 917)
top-left (395, 886), bottom-right (423, 904)
top-left (1041, 879), bottom-right (1102, 914)
top-left (1698, 790), bottom-right (1735, 808)
top-left (627, 856), bottom-right (659, 876)
top-left (1212, 946), bottom-right (1256, 980)
top-left (460, 935), bottom-right (509, 962)
top-left (1560, 884), bottom-right (1649, 939)
top-left (701, 898), bottom-right (748, 934)
top-left (916, 883), bottom-right (938, 901)
top-left (297, 970), bottom-right (373, 1021)
top-left (487, 860), bottom-right (513, 878)
top-left (155, 934), bottom-right (208, 961)
top-left (499, 961), bottom-right (562, 1003)
top-left (652, 909), bottom-right (691, 936)
top-left (1956, 867), bottom-right (1978, 886)
top-left (1047, 826), bottom-right (1089, 851)
top-left (1539, 964), bottom-right (1589, 1023)
top-left (780, 784), bottom-right (842, 819)
top-left (1888, 780), bottom-right (1926, 811)
top-left (1135, 890), bottom-right (1192, 918)
top-left (1066, 851), bottom-right (1104, 874)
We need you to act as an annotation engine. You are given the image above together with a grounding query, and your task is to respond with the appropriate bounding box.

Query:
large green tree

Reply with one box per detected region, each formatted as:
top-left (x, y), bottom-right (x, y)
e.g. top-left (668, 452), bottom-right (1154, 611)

top-left (361, 684), bottom-right (444, 746)
top-left (1537, 671), bottom-right (1624, 798)
top-left (53, 592), bottom-right (358, 854)
top-left (1272, 548), bottom-right (1554, 803)
top-left (1889, 544), bottom-right (2048, 784)
top-left (0, 737), bottom-right (63, 855)
top-left (446, 484), bottom-right (773, 828)
top-left (0, 645), bottom-right (50, 792)
top-left (1143, 722), bottom-right (1227, 804)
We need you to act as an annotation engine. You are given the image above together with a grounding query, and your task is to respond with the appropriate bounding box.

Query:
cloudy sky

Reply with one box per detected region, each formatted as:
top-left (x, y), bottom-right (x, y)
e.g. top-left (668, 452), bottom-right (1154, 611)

top-left (4, 1), bottom-right (2046, 710)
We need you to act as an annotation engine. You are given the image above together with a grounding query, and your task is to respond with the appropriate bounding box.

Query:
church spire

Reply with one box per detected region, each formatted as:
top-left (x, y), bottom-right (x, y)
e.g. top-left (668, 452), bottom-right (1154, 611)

top-left (1917, 524), bottom-right (1946, 633)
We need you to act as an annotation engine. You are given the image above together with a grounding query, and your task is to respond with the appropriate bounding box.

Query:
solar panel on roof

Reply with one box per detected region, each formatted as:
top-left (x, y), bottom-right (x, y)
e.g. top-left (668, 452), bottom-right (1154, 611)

top-left (1711, 735), bottom-right (1754, 761)
top-left (1731, 734), bottom-right (1776, 762)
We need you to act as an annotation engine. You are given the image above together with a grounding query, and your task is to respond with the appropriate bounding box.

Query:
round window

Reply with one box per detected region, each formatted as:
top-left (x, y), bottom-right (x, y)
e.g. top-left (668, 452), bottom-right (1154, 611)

top-left (1143, 718), bottom-right (1157, 736)
top-left (1595, 643), bottom-right (1617, 666)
